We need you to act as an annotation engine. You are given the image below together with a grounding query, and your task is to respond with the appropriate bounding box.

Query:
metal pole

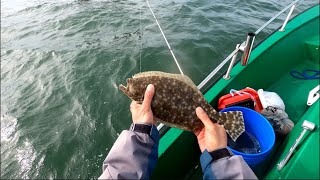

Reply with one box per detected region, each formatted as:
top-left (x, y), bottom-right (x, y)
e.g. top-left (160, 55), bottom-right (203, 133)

top-left (255, 0), bottom-right (300, 35)
top-left (279, 4), bottom-right (296, 32)
top-left (223, 44), bottom-right (240, 80)
top-left (199, 0), bottom-right (302, 90)
top-left (197, 45), bottom-right (242, 90)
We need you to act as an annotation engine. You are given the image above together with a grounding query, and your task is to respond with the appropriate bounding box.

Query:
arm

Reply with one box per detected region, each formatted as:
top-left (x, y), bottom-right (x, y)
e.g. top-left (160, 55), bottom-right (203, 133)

top-left (194, 107), bottom-right (257, 180)
top-left (200, 150), bottom-right (257, 179)
top-left (99, 84), bottom-right (158, 179)
top-left (99, 125), bottom-right (159, 179)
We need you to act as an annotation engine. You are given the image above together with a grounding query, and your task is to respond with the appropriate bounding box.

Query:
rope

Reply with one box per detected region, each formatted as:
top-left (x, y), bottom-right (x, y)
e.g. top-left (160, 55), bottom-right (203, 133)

top-left (145, 0), bottom-right (184, 75)
top-left (290, 69), bottom-right (320, 80)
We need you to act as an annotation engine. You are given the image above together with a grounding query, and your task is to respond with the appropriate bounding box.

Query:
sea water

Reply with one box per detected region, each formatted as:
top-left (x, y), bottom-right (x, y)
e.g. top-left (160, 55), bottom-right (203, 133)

top-left (1, 0), bottom-right (316, 178)
top-left (227, 131), bottom-right (261, 154)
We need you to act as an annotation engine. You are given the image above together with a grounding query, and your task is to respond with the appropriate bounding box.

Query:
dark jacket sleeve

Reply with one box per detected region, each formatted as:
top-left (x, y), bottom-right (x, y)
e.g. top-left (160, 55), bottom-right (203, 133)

top-left (99, 125), bottom-right (159, 180)
top-left (200, 150), bottom-right (258, 179)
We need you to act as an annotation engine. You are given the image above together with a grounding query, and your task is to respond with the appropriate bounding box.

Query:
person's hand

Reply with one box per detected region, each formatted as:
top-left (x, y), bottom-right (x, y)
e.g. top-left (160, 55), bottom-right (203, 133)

top-left (130, 84), bottom-right (156, 125)
top-left (194, 107), bottom-right (227, 153)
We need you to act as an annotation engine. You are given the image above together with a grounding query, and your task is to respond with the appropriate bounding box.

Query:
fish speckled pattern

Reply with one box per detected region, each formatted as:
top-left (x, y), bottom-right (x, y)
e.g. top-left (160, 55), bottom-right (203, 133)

top-left (119, 71), bottom-right (245, 141)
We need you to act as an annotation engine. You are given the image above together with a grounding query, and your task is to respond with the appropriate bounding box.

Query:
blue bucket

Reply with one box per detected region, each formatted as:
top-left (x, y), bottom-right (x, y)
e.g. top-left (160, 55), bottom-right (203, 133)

top-left (221, 106), bottom-right (275, 168)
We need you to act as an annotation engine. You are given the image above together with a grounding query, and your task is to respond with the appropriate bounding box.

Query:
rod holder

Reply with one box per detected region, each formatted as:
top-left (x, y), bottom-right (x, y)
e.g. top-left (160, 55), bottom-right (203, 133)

top-left (240, 32), bottom-right (256, 66)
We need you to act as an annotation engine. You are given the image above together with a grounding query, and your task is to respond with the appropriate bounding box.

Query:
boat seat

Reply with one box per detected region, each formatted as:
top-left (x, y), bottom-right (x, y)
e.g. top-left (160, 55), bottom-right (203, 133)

top-left (304, 36), bottom-right (319, 63)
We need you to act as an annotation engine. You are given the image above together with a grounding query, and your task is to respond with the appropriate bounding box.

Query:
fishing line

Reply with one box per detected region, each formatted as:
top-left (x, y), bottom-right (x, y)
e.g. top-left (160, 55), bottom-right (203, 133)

top-left (139, 1), bottom-right (142, 73)
top-left (145, 0), bottom-right (184, 75)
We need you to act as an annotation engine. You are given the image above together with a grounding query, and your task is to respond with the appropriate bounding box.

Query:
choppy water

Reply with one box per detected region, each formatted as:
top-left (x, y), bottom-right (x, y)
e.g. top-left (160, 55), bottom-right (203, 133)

top-left (1, 0), bottom-right (316, 178)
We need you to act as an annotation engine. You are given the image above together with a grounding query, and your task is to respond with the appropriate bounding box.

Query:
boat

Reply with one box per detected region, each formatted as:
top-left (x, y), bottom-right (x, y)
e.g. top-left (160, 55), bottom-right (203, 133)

top-left (151, 2), bottom-right (319, 179)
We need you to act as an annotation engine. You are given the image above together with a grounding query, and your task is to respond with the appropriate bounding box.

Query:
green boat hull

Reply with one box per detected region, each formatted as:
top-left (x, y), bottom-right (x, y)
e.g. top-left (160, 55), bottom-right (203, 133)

top-left (152, 5), bottom-right (319, 179)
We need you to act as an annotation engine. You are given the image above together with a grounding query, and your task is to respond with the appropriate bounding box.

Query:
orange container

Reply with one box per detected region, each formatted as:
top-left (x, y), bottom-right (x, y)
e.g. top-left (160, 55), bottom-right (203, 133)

top-left (218, 88), bottom-right (263, 112)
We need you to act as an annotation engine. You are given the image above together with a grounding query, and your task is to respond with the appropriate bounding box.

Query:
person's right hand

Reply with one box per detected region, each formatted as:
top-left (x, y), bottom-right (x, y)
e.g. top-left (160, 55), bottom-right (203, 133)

top-left (130, 84), bottom-right (156, 126)
top-left (194, 107), bottom-right (227, 153)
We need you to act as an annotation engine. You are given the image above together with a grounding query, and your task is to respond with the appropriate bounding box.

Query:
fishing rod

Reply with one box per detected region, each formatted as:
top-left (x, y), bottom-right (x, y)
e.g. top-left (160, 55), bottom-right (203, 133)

top-left (144, 0), bottom-right (184, 75)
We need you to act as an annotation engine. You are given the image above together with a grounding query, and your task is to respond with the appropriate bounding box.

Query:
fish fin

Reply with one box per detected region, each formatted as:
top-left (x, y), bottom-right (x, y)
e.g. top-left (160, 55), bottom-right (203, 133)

top-left (173, 74), bottom-right (197, 89)
top-left (133, 71), bottom-right (167, 78)
top-left (133, 71), bottom-right (202, 96)
top-left (119, 84), bottom-right (127, 94)
top-left (156, 117), bottom-right (191, 131)
top-left (119, 84), bottom-right (136, 101)
top-left (217, 111), bottom-right (245, 141)
top-left (211, 108), bottom-right (217, 113)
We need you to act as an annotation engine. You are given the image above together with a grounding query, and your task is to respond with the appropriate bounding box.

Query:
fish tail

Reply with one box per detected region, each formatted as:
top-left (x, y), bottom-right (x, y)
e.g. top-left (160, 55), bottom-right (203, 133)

top-left (217, 111), bottom-right (245, 141)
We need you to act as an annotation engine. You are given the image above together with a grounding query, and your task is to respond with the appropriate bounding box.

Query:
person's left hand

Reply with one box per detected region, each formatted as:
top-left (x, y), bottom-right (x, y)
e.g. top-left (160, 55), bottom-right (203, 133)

top-left (130, 84), bottom-right (156, 125)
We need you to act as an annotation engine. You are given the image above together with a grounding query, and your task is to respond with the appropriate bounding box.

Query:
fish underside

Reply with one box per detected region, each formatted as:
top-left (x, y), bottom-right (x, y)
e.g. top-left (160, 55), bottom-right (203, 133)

top-left (119, 71), bottom-right (245, 141)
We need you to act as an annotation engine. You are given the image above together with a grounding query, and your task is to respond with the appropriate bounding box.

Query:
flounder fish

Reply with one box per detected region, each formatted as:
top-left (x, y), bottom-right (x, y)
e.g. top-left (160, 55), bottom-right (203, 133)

top-left (119, 71), bottom-right (245, 141)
